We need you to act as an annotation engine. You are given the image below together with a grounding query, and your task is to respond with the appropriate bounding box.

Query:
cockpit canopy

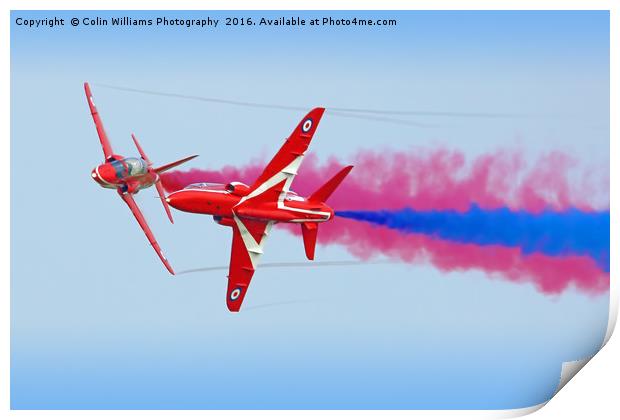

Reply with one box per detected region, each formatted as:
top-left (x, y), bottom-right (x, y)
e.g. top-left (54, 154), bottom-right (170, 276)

top-left (124, 158), bottom-right (148, 176)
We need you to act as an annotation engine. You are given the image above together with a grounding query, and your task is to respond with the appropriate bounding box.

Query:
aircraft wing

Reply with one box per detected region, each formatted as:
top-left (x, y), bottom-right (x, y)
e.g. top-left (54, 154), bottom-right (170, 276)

top-left (225, 216), bottom-right (274, 311)
top-left (118, 191), bottom-right (175, 275)
top-left (240, 108), bottom-right (326, 206)
top-left (84, 82), bottom-right (115, 161)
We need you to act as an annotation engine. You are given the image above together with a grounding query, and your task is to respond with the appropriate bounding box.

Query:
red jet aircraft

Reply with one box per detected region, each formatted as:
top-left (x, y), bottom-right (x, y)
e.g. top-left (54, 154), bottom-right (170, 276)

top-left (166, 108), bottom-right (353, 311)
top-left (85, 82), bottom-right (197, 274)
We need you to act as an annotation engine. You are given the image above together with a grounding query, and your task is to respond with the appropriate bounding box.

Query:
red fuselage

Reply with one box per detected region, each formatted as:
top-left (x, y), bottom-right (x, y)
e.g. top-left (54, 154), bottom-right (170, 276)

top-left (91, 155), bottom-right (157, 193)
top-left (166, 182), bottom-right (334, 225)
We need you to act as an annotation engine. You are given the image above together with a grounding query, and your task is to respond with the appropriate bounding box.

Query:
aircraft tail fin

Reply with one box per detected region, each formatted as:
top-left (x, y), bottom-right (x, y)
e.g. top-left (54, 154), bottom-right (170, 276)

top-left (131, 133), bottom-right (152, 165)
top-left (131, 132), bottom-right (198, 174)
top-left (301, 222), bottom-right (319, 260)
top-left (308, 165), bottom-right (354, 203)
top-left (301, 166), bottom-right (352, 259)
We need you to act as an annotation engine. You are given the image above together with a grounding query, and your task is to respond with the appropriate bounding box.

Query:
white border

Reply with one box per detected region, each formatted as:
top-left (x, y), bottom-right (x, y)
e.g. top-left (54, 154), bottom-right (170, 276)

top-left (3, 1), bottom-right (617, 419)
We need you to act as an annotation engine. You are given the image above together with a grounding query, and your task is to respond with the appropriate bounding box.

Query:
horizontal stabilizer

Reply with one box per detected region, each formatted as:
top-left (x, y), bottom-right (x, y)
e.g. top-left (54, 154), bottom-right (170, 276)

top-left (308, 165), bottom-right (354, 203)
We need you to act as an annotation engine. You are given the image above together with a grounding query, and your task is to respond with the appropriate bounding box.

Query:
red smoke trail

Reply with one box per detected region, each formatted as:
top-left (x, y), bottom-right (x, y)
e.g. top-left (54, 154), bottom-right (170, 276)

top-left (160, 149), bottom-right (609, 294)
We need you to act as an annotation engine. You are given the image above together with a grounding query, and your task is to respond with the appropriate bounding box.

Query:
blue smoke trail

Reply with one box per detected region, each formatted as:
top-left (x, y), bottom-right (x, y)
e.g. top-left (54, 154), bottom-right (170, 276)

top-left (336, 206), bottom-right (610, 272)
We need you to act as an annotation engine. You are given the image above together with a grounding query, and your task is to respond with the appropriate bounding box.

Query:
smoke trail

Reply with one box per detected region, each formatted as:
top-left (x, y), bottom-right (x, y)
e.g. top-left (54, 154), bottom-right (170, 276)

top-left (161, 149), bottom-right (609, 212)
top-left (307, 220), bottom-right (609, 295)
top-left (336, 207), bottom-right (610, 272)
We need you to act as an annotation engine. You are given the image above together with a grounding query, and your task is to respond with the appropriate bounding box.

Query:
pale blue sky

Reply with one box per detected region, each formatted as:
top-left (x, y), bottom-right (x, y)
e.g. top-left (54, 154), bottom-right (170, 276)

top-left (11, 10), bottom-right (609, 409)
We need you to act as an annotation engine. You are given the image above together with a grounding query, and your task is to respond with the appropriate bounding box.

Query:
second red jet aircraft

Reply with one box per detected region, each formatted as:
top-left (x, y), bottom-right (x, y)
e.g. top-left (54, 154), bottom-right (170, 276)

top-left (86, 82), bottom-right (197, 274)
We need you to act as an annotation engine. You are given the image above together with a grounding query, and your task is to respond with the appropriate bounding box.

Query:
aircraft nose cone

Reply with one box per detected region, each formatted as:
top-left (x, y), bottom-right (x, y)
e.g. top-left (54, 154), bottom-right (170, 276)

top-left (166, 192), bottom-right (181, 209)
top-left (166, 191), bottom-right (191, 212)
